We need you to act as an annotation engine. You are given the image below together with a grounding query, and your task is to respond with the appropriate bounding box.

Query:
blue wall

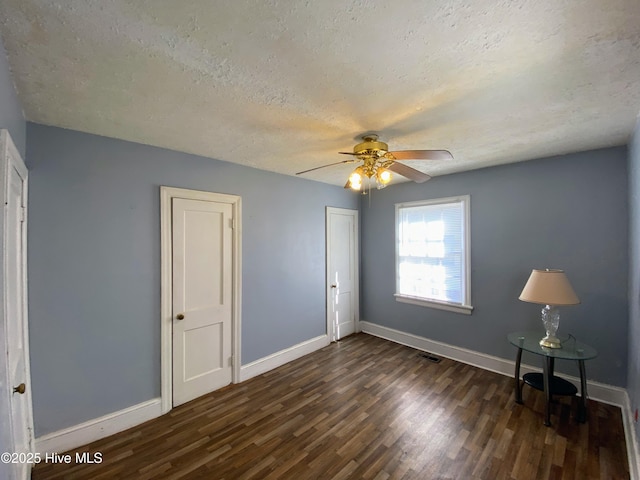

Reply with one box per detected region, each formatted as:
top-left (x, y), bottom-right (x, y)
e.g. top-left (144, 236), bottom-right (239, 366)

top-left (629, 118), bottom-right (640, 451)
top-left (361, 148), bottom-right (629, 387)
top-left (25, 123), bottom-right (358, 436)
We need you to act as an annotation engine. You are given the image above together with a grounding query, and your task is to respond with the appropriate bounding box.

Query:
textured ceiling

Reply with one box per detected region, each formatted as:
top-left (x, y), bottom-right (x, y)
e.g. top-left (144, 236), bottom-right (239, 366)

top-left (1, 0), bottom-right (639, 186)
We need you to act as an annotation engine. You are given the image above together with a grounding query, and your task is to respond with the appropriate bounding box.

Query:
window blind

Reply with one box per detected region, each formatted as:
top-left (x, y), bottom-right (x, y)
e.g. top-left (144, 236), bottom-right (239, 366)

top-left (397, 199), bottom-right (466, 305)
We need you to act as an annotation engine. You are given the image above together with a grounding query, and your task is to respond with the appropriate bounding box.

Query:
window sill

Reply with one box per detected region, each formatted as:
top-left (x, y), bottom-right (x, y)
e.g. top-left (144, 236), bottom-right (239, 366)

top-left (394, 294), bottom-right (474, 315)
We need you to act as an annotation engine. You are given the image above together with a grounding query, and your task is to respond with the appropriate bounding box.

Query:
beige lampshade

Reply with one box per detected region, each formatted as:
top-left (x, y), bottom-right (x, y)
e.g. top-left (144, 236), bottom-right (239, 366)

top-left (519, 269), bottom-right (580, 306)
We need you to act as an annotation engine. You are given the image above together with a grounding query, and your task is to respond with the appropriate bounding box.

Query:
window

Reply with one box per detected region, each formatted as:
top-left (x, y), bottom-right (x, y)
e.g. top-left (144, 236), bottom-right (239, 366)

top-left (395, 195), bottom-right (473, 314)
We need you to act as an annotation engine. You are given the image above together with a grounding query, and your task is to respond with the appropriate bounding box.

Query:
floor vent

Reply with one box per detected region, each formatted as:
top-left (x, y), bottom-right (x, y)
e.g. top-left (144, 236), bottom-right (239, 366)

top-left (418, 352), bottom-right (441, 363)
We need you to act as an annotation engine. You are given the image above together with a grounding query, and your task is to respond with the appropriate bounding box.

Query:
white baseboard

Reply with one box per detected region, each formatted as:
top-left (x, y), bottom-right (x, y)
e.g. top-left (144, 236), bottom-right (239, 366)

top-left (622, 392), bottom-right (640, 480)
top-left (359, 321), bottom-right (627, 407)
top-left (240, 334), bottom-right (330, 382)
top-left (31, 329), bottom-right (639, 478)
top-left (360, 321), bottom-right (638, 478)
top-left (35, 398), bottom-right (162, 454)
top-left (34, 334), bottom-right (330, 455)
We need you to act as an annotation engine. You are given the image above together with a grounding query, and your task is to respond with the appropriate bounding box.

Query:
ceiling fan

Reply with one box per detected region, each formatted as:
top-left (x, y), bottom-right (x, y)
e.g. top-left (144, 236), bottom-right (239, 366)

top-left (296, 134), bottom-right (453, 191)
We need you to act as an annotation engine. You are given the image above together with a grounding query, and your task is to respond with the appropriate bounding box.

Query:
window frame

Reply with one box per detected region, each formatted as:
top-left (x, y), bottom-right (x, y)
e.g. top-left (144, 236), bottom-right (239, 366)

top-left (394, 195), bottom-right (473, 315)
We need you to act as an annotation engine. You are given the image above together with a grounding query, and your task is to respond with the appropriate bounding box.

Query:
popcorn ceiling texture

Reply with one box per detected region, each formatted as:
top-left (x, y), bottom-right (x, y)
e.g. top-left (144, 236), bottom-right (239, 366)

top-left (0, 0), bottom-right (639, 185)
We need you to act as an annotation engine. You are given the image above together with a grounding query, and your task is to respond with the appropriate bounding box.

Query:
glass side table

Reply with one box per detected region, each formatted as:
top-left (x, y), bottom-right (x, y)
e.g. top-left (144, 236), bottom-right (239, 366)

top-left (507, 331), bottom-right (598, 426)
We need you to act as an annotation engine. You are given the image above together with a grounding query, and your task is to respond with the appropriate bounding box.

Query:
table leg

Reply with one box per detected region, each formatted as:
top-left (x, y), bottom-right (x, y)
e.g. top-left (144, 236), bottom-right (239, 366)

top-left (578, 359), bottom-right (588, 423)
top-left (514, 347), bottom-right (523, 404)
top-left (542, 356), bottom-right (552, 426)
top-left (548, 357), bottom-right (555, 403)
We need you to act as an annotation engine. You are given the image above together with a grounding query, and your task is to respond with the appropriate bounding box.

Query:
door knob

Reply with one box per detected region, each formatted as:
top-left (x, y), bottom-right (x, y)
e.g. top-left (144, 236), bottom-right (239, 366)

top-left (176, 313), bottom-right (185, 320)
top-left (330, 285), bottom-right (337, 288)
top-left (13, 383), bottom-right (25, 395)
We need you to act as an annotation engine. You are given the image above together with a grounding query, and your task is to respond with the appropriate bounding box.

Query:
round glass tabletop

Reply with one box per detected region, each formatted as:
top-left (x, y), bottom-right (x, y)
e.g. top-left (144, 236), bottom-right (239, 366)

top-left (507, 331), bottom-right (597, 360)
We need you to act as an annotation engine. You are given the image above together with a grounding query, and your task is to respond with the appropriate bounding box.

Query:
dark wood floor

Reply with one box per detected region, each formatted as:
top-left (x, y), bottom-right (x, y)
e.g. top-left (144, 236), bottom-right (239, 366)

top-left (32, 333), bottom-right (629, 480)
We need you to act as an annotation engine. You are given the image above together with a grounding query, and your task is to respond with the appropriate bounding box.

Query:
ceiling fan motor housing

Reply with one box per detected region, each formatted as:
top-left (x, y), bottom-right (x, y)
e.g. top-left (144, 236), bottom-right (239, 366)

top-left (353, 135), bottom-right (389, 157)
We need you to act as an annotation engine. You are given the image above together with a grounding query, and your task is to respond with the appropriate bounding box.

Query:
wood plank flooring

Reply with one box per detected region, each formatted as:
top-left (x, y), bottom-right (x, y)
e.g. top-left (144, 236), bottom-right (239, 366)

top-left (32, 333), bottom-right (630, 479)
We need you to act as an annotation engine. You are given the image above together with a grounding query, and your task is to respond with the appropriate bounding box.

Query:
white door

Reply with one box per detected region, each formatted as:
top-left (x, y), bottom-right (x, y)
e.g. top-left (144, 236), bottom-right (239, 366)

top-left (326, 207), bottom-right (359, 341)
top-left (0, 130), bottom-right (33, 480)
top-left (172, 197), bottom-right (233, 406)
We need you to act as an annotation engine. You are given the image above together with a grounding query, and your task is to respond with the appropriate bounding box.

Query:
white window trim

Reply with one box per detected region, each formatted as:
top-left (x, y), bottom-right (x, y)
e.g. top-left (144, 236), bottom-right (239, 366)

top-left (394, 294), bottom-right (474, 315)
top-left (395, 195), bottom-right (473, 315)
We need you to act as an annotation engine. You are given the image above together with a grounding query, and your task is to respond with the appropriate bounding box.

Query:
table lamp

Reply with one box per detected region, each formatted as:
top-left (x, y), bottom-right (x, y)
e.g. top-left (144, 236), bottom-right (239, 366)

top-left (518, 269), bottom-right (580, 348)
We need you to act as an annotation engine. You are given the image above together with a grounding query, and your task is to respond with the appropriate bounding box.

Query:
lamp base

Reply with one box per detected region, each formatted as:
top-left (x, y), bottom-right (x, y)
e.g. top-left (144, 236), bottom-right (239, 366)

top-left (539, 335), bottom-right (561, 349)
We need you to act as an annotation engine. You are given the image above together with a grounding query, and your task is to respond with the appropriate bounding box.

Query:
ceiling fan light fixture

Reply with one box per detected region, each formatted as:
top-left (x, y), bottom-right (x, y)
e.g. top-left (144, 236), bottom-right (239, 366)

top-left (349, 178), bottom-right (362, 191)
top-left (348, 167), bottom-right (363, 191)
top-left (376, 168), bottom-right (392, 186)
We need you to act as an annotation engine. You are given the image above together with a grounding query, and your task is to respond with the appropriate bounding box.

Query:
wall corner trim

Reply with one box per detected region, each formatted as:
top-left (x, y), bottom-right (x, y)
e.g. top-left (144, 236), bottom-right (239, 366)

top-left (622, 391), bottom-right (640, 480)
top-left (240, 334), bottom-right (330, 382)
top-left (34, 398), bottom-right (162, 455)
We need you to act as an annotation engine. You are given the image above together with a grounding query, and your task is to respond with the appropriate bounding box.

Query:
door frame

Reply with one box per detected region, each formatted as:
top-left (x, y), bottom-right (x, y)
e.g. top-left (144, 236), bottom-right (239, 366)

top-left (325, 207), bottom-right (360, 341)
top-left (0, 129), bottom-right (34, 477)
top-left (160, 186), bottom-right (241, 414)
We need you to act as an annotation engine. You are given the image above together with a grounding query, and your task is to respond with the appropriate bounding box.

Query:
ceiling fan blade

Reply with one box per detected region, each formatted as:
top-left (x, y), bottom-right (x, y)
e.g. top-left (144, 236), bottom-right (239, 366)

top-left (296, 159), bottom-right (355, 175)
top-left (388, 149), bottom-right (453, 161)
top-left (338, 151), bottom-right (358, 156)
top-left (387, 162), bottom-right (432, 183)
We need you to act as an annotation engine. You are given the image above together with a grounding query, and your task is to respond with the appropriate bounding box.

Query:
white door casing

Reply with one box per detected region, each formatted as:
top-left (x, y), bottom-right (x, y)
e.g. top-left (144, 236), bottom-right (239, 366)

top-left (326, 207), bottom-right (359, 341)
top-left (0, 130), bottom-right (33, 480)
top-left (160, 187), bottom-right (241, 413)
